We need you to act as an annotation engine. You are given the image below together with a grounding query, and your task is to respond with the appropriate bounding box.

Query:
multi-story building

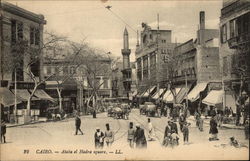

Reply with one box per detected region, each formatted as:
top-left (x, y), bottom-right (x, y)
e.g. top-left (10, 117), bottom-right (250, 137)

top-left (164, 11), bottom-right (221, 114)
top-left (1, 2), bottom-right (48, 122)
top-left (135, 23), bottom-right (176, 94)
top-left (219, 0), bottom-right (250, 116)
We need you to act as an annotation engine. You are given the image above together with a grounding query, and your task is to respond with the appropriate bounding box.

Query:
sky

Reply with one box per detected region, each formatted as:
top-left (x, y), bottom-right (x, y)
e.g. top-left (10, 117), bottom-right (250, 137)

top-left (5, 0), bottom-right (223, 61)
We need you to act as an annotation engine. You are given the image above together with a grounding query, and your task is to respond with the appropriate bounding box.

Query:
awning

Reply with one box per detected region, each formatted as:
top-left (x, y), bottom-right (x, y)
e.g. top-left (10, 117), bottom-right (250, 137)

top-left (11, 89), bottom-right (39, 101)
top-left (162, 88), bottom-right (181, 103)
top-left (0, 87), bottom-right (22, 106)
top-left (187, 83), bottom-right (208, 102)
top-left (176, 85), bottom-right (192, 104)
top-left (140, 86), bottom-right (156, 97)
top-left (31, 89), bottom-right (54, 101)
top-left (152, 88), bottom-right (165, 99)
top-left (202, 90), bottom-right (223, 106)
top-left (45, 81), bottom-right (63, 89)
top-left (225, 94), bottom-right (237, 113)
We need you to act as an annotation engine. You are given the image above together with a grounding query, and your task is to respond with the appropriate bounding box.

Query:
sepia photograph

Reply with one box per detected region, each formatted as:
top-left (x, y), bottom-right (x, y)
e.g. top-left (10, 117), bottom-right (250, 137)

top-left (0, 0), bottom-right (249, 160)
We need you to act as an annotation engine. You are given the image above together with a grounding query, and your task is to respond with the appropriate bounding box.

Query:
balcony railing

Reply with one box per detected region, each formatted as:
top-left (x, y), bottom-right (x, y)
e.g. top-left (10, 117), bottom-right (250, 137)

top-left (221, 0), bottom-right (249, 18)
top-left (228, 33), bottom-right (250, 49)
top-left (173, 74), bottom-right (197, 83)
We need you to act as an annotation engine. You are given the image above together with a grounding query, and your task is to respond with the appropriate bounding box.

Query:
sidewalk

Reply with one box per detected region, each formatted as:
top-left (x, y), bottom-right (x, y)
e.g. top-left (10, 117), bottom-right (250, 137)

top-left (187, 116), bottom-right (244, 130)
top-left (6, 119), bottom-right (46, 128)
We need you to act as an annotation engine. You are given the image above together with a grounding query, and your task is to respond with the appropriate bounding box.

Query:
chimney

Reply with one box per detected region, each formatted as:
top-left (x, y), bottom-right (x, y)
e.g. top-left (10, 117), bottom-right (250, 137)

top-left (200, 11), bottom-right (205, 30)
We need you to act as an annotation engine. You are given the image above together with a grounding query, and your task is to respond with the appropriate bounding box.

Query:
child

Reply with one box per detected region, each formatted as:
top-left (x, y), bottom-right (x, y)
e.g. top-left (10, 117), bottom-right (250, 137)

top-left (170, 130), bottom-right (179, 146)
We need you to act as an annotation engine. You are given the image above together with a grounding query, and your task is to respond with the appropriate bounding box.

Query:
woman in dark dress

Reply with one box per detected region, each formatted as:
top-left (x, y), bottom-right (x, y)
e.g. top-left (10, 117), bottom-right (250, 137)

top-left (209, 116), bottom-right (219, 141)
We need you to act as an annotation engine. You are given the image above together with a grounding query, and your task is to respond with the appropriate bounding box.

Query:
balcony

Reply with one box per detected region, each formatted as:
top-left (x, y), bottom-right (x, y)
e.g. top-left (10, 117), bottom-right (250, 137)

top-left (173, 74), bottom-right (197, 84)
top-left (228, 33), bottom-right (250, 49)
top-left (221, 0), bottom-right (250, 19)
top-left (228, 37), bottom-right (238, 49)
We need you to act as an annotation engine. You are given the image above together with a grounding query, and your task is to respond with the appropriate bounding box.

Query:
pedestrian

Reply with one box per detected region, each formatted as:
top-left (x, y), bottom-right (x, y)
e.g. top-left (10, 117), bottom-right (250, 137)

top-left (229, 107), bottom-right (233, 117)
top-left (217, 113), bottom-right (223, 128)
top-left (210, 106), bottom-right (216, 117)
top-left (134, 124), bottom-right (147, 149)
top-left (179, 114), bottom-right (186, 132)
top-left (244, 120), bottom-right (249, 140)
top-left (94, 127), bottom-right (104, 149)
top-left (104, 123), bottom-right (114, 147)
top-left (1, 121), bottom-right (6, 143)
top-left (182, 122), bottom-right (190, 144)
top-left (170, 120), bottom-right (178, 134)
top-left (198, 116), bottom-right (204, 131)
top-left (93, 109), bottom-right (97, 118)
top-left (75, 115), bottom-right (83, 135)
top-left (162, 121), bottom-right (172, 146)
top-left (204, 106), bottom-right (209, 119)
top-left (209, 115), bottom-right (219, 141)
top-left (127, 122), bottom-right (135, 148)
top-left (147, 118), bottom-right (156, 141)
top-left (170, 129), bottom-right (179, 147)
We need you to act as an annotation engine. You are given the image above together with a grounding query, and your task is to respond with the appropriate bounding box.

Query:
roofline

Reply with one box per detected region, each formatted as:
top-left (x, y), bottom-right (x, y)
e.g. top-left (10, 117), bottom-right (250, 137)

top-left (175, 39), bottom-right (194, 48)
top-left (2, 2), bottom-right (46, 24)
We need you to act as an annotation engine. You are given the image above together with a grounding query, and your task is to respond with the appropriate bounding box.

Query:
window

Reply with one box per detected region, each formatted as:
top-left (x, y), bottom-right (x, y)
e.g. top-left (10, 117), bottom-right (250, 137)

top-left (223, 57), bottom-right (228, 76)
top-left (47, 66), bottom-right (51, 75)
top-left (63, 66), bottom-right (68, 74)
top-left (137, 59), bottom-right (142, 69)
top-left (30, 27), bottom-right (35, 45)
top-left (221, 24), bottom-right (227, 43)
top-left (17, 22), bottom-right (23, 40)
top-left (143, 56), bottom-right (148, 69)
top-left (162, 39), bottom-right (166, 43)
top-left (103, 79), bottom-right (109, 89)
top-left (11, 20), bottom-right (17, 43)
top-left (30, 61), bottom-right (40, 77)
top-left (35, 28), bottom-right (40, 45)
top-left (229, 19), bottom-right (237, 38)
top-left (70, 66), bottom-right (76, 74)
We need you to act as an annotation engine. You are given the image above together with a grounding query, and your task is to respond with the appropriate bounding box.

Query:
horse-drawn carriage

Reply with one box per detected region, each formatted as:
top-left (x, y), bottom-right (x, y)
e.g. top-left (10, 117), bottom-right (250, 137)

top-left (105, 97), bottom-right (131, 119)
top-left (140, 102), bottom-right (158, 117)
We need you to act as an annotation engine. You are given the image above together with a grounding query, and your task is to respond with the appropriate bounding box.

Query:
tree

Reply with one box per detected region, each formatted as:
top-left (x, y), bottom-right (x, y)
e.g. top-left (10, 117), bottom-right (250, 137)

top-left (9, 31), bottom-right (83, 116)
top-left (44, 40), bottom-right (87, 111)
top-left (75, 47), bottom-right (113, 112)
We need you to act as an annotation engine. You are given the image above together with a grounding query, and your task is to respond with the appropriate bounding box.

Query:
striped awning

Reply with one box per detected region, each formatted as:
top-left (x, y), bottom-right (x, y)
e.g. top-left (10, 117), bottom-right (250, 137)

top-left (0, 87), bottom-right (22, 106)
top-left (187, 83), bottom-right (208, 102)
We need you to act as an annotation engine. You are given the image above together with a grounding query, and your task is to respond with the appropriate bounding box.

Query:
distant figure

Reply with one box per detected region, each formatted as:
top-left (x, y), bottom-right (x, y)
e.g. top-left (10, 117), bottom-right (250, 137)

top-left (182, 122), bottom-right (191, 144)
top-left (75, 115), bottom-right (83, 135)
top-left (134, 124), bottom-right (147, 148)
top-left (127, 122), bottom-right (135, 148)
top-left (93, 109), bottom-right (97, 118)
top-left (244, 120), bottom-right (249, 140)
top-left (1, 121), bottom-right (6, 143)
top-left (104, 123), bottom-right (114, 147)
top-left (94, 127), bottom-right (104, 149)
top-left (170, 120), bottom-right (178, 135)
top-left (170, 130), bottom-right (179, 147)
top-left (162, 121), bottom-right (172, 147)
top-left (147, 118), bottom-right (156, 141)
top-left (209, 115), bottom-right (219, 141)
top-left (204, 106), bottom-right (209, 118)
top-left (229, 136), bottom-right (240, 148)
top-left (198, 116), bottom-right (204, 132)
top-left (179, 114), bottom-right (186, 132)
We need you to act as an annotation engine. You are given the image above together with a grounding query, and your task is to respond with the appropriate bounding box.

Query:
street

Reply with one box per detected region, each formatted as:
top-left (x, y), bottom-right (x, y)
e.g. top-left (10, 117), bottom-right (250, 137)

top-left (1, 109), bottom-right (249, 160)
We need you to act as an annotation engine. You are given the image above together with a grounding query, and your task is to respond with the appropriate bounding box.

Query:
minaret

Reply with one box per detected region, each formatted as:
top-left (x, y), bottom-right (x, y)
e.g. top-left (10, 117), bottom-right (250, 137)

top-left (122, 27), bottom-right (131, 69)
top-left (121, 27), bottom-right (132, 97)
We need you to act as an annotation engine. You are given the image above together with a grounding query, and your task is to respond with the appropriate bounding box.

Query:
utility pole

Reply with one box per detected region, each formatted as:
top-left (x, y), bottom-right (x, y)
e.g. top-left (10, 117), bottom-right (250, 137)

top-left (185, 72), bottom-right (188, 110)
top-left (14, 68), bottom-right (17, 123)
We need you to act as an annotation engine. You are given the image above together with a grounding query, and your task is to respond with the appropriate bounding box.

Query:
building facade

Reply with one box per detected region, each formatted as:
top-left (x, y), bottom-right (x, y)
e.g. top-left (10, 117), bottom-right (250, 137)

top-left (135, 23), bottom-right (176, 93)
top-left (169, 11), bottom-right (221, 114)
top-left (1, 2), bottom-right (48, 123)
top-left (43, 56), bottom-right (112, 114)
top-left (219, 0), bottom-right (250, 119)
